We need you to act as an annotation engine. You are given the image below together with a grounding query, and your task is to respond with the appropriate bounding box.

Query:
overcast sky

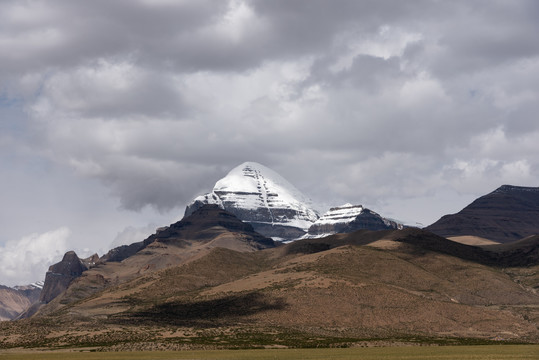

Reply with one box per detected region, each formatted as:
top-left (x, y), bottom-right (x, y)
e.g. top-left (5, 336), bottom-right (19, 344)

top-left (1, 0), bottom-right (538, 286)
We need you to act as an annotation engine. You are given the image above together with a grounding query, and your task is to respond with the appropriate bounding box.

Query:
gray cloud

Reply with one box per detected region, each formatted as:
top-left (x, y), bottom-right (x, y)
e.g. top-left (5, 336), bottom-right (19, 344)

top-left (1, 0), bottom-right (539, 284)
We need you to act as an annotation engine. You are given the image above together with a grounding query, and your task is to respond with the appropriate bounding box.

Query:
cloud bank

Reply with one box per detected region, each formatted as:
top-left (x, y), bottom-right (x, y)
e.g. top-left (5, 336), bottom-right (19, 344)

top-left (1, 1), bottom-right (538, 283)
top-left (0, 228), bottom-right (71, 287)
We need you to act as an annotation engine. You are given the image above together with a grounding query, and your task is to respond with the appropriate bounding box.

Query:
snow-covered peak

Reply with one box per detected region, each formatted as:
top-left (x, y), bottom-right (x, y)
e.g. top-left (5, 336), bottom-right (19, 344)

top-left (313, 204), bottom-right (365, 226)
top-left (192, 192), bottom-right (223, 207)
top-left (13, 280), bottom-right (44, 291)
top-left (306, 203), bottom-right (403, 238)
top-left (185, 162), bottom-right (319, 239)
top-left (31, 280), bottom-right (45, 289)
top-left (214, 162), bottom-right (316, 214)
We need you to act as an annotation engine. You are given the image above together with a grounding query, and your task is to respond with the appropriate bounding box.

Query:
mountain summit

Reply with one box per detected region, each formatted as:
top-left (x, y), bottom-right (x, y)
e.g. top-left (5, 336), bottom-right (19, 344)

top-left (426, 185), bottom-right (539, 243)
top-left (185, 162), bottom-right (319, 240)
top-left (307, 204), bottom-right (402, 237)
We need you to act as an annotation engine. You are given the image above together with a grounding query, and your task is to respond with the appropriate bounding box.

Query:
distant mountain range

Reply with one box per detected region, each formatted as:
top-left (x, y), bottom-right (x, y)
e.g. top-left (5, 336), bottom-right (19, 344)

top-left (1, 204), bottom-right (537, 349)
top-left (0, 208), bottom-right (539, 350)
top-left (1, 164), bottom-right (538, 349)
top-left (0, 282), bottom-right (42, 321)
top-left (186, 162), bottom-right (401, 240)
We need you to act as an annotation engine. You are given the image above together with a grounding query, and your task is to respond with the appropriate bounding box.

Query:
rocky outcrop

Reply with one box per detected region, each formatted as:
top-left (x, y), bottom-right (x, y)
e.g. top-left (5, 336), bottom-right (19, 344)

top-left (39, 251), bottom-right (88, 304)
top-left (81, 253), bottom-right (99, 268)
top-left (185, 162), bottom-right (319, 240)
top-left (307, 204), bottom-right (402, 237)
top-left (426, 185), bottom-right (539, 243)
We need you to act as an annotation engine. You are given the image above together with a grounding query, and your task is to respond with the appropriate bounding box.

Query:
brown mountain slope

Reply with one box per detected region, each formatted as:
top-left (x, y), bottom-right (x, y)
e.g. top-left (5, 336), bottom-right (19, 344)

top-left (33, 205), bottom-right (275, 317)
top-left (2, 228), bottom-right (538, 349)
top-left (100, 204), bottom-right (274, 263)
top-left (426, 185), bottom-right (539, 243)
top-left (0, 286), bottom-right (41, 321)
top-left (448, 236), bottom-right (500, 246)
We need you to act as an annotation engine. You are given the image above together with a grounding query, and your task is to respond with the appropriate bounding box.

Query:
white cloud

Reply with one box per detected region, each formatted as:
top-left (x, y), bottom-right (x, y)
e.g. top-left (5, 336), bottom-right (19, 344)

top-left (331, 25), bottom-right (422, 72)
top-left (398, 72), bottom-right (449, 108)
top-left (0, 227), bottom-right (71, 287)
top-left (500, 160), bottom-right (532, 183)
top-left (213, 0), bottom-right (260, 43)
top-left (445, 157), bottom-right (535, 194)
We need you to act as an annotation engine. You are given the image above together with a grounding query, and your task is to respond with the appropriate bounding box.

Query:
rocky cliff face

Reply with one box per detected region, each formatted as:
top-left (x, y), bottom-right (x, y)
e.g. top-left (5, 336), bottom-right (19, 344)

top-left (39, 251), bottom-right (88, 304)
top-left (426, 185), bottom-right (539, 243)
top-left (185, 162), bottom-right (319, 240)
top-left (307, 204), bottom-right (402, 237)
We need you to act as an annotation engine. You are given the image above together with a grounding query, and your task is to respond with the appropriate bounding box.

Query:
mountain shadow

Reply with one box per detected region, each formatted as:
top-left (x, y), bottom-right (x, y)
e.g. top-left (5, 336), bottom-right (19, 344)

top-left (283, 228), bottom-right (539, 267)
top-left (114, 292), bottom-right (287, 327)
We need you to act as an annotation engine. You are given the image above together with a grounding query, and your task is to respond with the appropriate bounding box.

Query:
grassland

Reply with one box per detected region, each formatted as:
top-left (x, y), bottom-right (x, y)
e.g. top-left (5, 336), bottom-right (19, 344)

top-left (1, 345), bottom-right (538, 360)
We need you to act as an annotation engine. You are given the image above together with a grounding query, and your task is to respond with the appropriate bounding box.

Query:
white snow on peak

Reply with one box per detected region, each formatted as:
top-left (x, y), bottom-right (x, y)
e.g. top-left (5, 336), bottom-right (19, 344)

top-left (192, 191), bottom-right (224, 207)
top-left (312, 204), bottom-right (365, 226)
top-left (13, 280), bottom-right (44, 290)
top-left (190, 162), bottom-right (319, 229)
top-left (215, 162), bottom-right (314, 208)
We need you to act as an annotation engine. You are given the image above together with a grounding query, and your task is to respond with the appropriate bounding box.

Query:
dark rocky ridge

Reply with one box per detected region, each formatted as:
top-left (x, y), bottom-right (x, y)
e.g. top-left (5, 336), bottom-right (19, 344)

top-left (185, 201), bottom-right (311, 239)
top-left (426, 185), bottom-right (539, 243)
top-left (308, 205), bottom-right (402, 236)
top-left (102, 204), bottom-right (275, 263)
top-left (184, 200), bottom-right (313, 240)
top-left (343, 210), bottom-right (401, 232)
top-left (152, 204), bottom-right (275, 249)
top-left (39, 251), bottom-right (88, 304)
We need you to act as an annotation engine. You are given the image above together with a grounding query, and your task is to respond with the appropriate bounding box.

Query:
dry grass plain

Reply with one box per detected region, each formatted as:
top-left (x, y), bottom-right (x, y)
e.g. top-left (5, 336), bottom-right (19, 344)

top-left (1, 345), bottom-right (538, 360)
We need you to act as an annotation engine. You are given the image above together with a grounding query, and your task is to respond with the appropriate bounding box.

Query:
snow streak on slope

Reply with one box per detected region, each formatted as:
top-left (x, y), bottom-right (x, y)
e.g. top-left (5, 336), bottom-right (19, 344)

top-left (312, 204), bottom-right (364, 226)
top-left (306, 203), bottom-right (404, 238)
top-left (13, 281), bottom-right (44, 290)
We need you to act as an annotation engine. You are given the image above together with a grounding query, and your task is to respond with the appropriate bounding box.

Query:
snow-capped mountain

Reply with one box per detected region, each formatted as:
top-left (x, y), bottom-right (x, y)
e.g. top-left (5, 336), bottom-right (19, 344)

top-left (14, 281), bottom-right (44, 291)
top-left (307, 203), bottom-right (403, 237)
top-left (0, 282), bottom-right (42, 321)
top-left (185, 162), bottom-right (319, 240)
